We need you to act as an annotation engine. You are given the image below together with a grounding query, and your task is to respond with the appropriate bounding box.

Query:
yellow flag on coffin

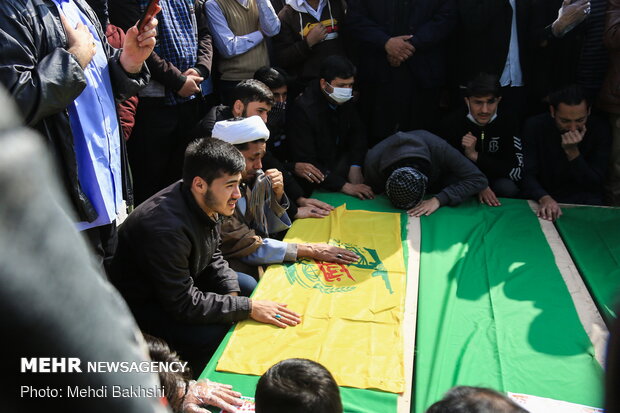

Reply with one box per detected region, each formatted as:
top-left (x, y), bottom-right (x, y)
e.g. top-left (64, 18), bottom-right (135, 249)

top-left (217, 204), bottom-right (407, 393)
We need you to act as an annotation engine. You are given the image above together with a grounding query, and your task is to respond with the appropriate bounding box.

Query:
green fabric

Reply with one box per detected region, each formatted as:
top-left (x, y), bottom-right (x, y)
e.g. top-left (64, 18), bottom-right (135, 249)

top-left (555, 206), bottom-right (620, 322)
top-left (199, 193), bottom-right (402, 413)
top-left (414, 198), bottom-right (604, 412)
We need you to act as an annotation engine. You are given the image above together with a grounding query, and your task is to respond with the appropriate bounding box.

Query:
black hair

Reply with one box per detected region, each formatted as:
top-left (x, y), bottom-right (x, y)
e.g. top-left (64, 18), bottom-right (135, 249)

top-left (234, 139), bottom-right (266, 152)
top-left (426, 386), bottom-right (528, 413)
top-left (143, 334), bottom-right (192, 413)
top-left (255, 358), bottom-right (343, 413)
top-left (465, 73), bottom-right (501, 98)
top-left (319, 56), bottom-right (356, 84)
top-left (182, 138), bottom-right (245, 185)
top-left (231, 79), bottom-right (275, 107)
top-left (253, 66), bottom-right (288, 90)
top-left (548, 84), bottom-right (589, 110)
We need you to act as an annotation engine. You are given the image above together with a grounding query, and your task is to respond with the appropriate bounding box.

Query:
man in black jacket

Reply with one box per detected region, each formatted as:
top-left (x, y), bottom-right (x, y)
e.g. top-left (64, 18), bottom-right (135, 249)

top-left (286, 56), bottom-right (374, 200)
top-left (439, 73), bottom-right (523, 206)
top-left (364, 130), bottom-right (488, 217)
top-left (111, 138), bottom-right (301, 376)
top-left (521, 84), bottom-right (612, 221)
top-left (0, 0), bottom-right (157, 274)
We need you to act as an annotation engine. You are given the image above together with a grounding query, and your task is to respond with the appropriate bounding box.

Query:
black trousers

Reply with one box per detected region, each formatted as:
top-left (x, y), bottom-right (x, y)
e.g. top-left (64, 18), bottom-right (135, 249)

top-left (128, 97), bottom-right (207, 205)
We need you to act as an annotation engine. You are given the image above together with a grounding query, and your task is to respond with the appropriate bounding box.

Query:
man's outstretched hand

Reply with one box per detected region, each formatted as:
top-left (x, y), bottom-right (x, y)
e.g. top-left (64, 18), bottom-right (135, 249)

top-left (250, 300), bottom-right (301, 328)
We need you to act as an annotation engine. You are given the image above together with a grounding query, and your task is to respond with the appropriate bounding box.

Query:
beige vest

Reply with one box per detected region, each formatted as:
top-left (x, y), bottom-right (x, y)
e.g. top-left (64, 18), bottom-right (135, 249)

top-left (215, 0), bottom-right (270, 81)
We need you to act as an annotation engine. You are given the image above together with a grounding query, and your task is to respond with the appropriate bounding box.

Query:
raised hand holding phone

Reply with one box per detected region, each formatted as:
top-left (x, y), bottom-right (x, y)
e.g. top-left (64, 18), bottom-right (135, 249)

top-left (119, 1), bottom-right (160, 74)
top-left (138, 0), bottom-right (161, 32)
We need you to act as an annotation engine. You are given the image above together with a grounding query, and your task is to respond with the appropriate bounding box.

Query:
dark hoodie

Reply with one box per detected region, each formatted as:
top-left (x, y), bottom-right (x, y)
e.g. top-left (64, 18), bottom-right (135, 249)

top-left (364, 130), bottom-right (488, 206)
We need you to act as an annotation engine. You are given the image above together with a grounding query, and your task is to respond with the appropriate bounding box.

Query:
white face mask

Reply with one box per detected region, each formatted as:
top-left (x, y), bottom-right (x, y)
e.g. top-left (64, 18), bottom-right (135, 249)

top-left (326, 83), bottom-right (353, 104)
top-left (466, 100), bottom-right (498, 126)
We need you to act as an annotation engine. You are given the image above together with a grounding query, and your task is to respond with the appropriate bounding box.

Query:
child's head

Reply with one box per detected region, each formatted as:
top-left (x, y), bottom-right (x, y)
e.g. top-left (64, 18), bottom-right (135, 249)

top-left (255, 358), bottom-right (343, 413)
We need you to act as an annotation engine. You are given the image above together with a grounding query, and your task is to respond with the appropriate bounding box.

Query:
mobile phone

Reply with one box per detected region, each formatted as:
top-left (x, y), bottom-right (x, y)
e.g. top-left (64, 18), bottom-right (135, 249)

top-left (138, 0), bottom-right (160, 32)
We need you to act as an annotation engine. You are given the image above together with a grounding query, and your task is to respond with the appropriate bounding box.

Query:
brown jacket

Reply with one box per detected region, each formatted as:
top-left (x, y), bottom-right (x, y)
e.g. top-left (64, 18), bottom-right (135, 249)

top-left (220, 185), bottom-right (294, 276)
top-left (599, 0), bottom-right (620, 114)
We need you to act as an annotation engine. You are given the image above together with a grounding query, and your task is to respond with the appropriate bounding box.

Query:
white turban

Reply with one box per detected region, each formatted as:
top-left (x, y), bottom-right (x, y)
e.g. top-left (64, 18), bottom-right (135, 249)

top-left (211, 116), bottom-right (270, 145)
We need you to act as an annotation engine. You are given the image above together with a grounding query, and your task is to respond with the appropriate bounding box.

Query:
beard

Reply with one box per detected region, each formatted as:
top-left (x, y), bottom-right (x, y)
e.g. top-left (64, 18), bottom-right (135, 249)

top-left (202, 188), bottom-right (215, 207)
top-left (202, 189), bottom-right (235, 216)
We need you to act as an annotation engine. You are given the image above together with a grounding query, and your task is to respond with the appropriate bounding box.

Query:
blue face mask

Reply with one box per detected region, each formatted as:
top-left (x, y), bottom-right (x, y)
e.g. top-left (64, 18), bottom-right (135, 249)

top-left (326, 83), bottom-right (353, 104)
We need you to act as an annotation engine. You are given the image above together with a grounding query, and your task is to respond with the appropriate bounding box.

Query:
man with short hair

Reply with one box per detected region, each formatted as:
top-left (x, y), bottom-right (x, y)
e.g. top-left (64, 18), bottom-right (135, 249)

top-left (255, 358), bottom-right (343, 413)
top-left (194, 79), bottom-right (275, 136)
top-left (287, 55), bottom-right (374, 200)
top-left (426, 386), bottom-right (527, 413)
top-left (439, 73), bottom-right (523, 206)
top-left (254, 66), bottom-right (289, 160)
top-left (364, 130), bottom-right (488, 217)
top-left (111, 138), bottom-right (301, 375)
top-left (521, 84), bottom-right (612, 221)
top-left (214, 117), bottom-right (359, 278)
top-left (194, 78), bottom-right (334, 219)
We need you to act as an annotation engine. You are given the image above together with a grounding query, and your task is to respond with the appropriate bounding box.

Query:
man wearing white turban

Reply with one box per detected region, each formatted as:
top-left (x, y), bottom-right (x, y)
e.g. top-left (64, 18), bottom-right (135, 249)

top-left (213, 116), bottom-right (359, 278)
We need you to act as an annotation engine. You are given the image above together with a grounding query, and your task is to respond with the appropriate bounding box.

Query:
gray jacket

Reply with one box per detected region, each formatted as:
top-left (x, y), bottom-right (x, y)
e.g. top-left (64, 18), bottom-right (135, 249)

top-left (364, 130), bottom-right (488, 206)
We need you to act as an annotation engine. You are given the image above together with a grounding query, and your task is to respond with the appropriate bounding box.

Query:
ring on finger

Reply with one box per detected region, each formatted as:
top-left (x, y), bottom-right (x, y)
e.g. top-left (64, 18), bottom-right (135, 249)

top-left (274, 314), bottom-right (282, 320)
top-left (337, 254), bottom-right (343, 259)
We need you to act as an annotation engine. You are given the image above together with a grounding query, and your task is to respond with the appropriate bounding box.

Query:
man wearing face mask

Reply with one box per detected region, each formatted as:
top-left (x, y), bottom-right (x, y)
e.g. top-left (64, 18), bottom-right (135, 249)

top-left (439, 73), bottom-right (523, 207)
top-left (521, 84), bottom-right (612, 221)
top-left (286, 56), bottom-right (374, 200)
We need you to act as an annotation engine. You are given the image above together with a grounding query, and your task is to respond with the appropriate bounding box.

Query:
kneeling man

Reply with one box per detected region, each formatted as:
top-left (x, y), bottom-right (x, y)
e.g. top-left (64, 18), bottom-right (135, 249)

top-left (111, 138), bottom-right (300, 375)
top-left (213, 116), bottom-right (359, 278)
top-left (364, 130), bottom-right (488, 217)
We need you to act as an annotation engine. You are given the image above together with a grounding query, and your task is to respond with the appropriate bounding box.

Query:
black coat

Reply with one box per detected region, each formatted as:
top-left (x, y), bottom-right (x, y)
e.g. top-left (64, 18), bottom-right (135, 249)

top-left (286, 81), bottom-right (368, 191)
top-left (455, 0), bottom-right (531, 85)
top-left (521, 112), bottom-right (612, 202)
top-left (0, 0), bottom-right (149, 222)
top-left (345, 0), bottom-right (457, 88)
top-left (111, 181), bottom-right (251, 324)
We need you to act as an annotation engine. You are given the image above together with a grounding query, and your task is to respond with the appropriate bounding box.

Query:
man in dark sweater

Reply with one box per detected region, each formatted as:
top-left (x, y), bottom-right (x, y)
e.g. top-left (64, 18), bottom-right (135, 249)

top-left (111, 138), bottom-right (300, 376)
top-left (521, 84), bottom-right (612, 221)
top-left (439, 73), bottom-right (523, 206)
top-left (286, 56), bottom-right (374, 200)
top-left (364, 130), bottom-right (488, 217)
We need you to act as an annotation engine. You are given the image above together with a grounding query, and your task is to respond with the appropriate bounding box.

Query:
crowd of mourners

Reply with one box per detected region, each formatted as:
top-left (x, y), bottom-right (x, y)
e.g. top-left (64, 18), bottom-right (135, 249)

top-left (2, 0), bottom-right (620, 412)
